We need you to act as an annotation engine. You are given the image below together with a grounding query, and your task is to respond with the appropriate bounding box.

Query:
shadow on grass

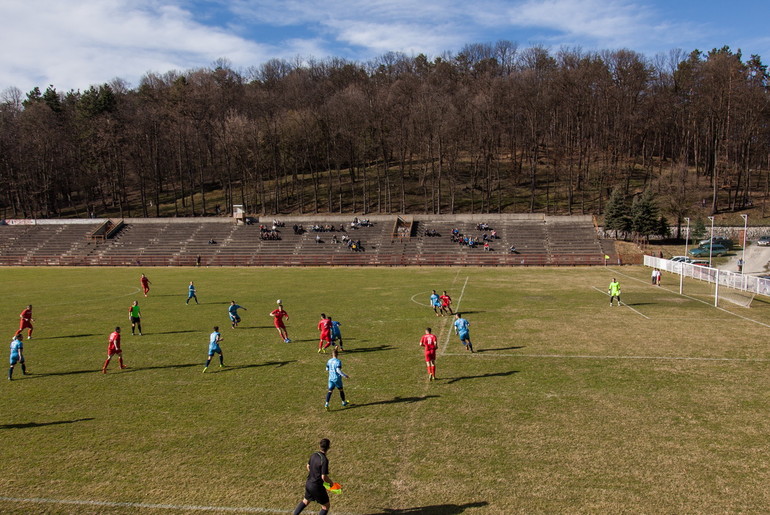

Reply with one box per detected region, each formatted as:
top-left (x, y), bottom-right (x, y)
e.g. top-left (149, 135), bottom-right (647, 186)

top-left (43, 334), bottom-right (99, 339)
top-left (443, 370), bottom-right (519, 384)
top-left (144, 330), bottom-right (199, 335)
top-left (216, 360), bottom-right (296, 372)
top-left (625, 302), bottom-right (655, 306)
top-left (364, 501), bottom-right (489, 514)
top-left (344, 395), bottom-right (439, 410)
top-left (343, 344), bottom-right (395, 354)
top-left (476, 346), bottom-right (525, 353)
top-left (0, 417), bottom-right (95, 430)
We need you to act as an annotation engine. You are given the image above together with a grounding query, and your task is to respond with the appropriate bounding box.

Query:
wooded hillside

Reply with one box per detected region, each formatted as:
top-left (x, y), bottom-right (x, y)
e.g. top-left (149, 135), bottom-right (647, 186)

top-left (0, 43), bottom-right (768, 222)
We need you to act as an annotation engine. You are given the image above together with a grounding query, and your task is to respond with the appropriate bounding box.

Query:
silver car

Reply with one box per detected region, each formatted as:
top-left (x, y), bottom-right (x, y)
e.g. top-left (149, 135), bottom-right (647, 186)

top-left (757, 235), bottom-right (770, 246)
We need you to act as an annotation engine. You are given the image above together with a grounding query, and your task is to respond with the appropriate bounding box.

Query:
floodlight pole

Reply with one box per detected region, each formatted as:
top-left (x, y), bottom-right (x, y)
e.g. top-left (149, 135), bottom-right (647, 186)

top-left (741, 214), bottom-right (748, 276)
top-left (684, 217), bottom-right (690, 257)
top-left (708, 216), bottom-right (715, 268)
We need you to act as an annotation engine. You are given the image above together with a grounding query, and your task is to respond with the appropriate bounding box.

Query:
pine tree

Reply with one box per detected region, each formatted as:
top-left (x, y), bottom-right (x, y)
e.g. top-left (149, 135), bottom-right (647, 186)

top-left (604, 188), bottom-right (632, 238)
top-left (631, 190), bottom-right (660, 241)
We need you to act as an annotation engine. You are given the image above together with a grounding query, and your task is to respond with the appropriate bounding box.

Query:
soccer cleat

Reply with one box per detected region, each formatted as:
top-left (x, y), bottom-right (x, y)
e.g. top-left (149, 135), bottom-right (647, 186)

top-left (120, 365), bottom-right (128, 369)
top-left (318, 348), bottom-right (322, 353)
top-left (324, 402), bottom-right (329, 411)
top-left (285, 338), bottom-right (291, 343)
top-left (341, 401), bottom-right (349, 407)
top-left (202, 367), bottom-right (208, 373)
top-left (27, 336), bottom-right (32, 340)
top-left (219, 364), bottom-right (225, 368)
top-left (101, 369), bottom-right (107, 374)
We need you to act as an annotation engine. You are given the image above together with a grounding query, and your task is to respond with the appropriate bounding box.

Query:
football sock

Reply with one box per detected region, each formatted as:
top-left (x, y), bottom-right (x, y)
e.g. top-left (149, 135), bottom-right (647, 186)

top-left (467, 343), bottom-right (474, 352)
top-left (21, 363), bottom-right (26, 374)
top-left (102, 359), bottom-right (110, 371)
top-left (339, 390), bottom-right (346, 402)
top-left (292, 501), bottom-right (307, 515)
top-left (28, 328), bottom-right (33, 337)
top-left (219, 355), bottom-right (224, 365)
top-left (325, 391), bottom-right (332, 403)
top-left (8, 367), bottom-right (12, 379)
top-left (319, 509), bottom-right (328, 515)
top-left (118, 356), bottom-right (125, 367)
top-left (206, 358), bottom-right (212, 368)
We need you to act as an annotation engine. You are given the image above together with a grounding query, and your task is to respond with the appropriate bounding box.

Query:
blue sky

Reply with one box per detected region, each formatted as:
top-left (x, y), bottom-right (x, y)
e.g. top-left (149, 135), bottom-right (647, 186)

top-left (1, 0), bottom-right (769, 94)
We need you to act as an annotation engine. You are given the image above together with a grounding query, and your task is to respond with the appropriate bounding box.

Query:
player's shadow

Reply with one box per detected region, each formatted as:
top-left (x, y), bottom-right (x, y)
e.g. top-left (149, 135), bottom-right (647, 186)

top-left (626, 302), bottom-right (655, 306)
top-left (443, 371), bottom-right (518, 384)
top-left (217, 360), bottom-right (295, 372)
top-left (345, 395), bottom-right (439, 409)
top-left (0, 417), bottom-right (95, 430)
top-left (344, 344), bottom-right (395, 354)
top-left (149, 330), bottom-right (199, 335)
top-left (44, 333), bottom-right (98, 339)
top-left (117, 363), bottom-right (201, 374)
top-left (476, 346), bottom-right (525, 353)
top-left (364, 501), bottom-right (489, 514)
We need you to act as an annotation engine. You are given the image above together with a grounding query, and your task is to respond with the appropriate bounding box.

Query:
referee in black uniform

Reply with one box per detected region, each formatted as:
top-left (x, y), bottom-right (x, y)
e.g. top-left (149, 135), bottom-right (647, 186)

top-left (293, 438), bottom-right (334, 515)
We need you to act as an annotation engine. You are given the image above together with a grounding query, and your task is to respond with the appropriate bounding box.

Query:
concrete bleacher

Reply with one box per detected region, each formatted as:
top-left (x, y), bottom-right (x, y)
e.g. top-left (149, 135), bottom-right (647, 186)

top-left (0, 215), bottom-right (611, 266)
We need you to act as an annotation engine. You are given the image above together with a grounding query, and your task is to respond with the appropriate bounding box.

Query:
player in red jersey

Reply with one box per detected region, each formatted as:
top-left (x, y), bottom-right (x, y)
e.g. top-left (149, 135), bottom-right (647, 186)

top-left (102, 327), bottom-right (127, 373)
top-left (420, 328), bottom-right (438, 381)
top-left (15, 305), bottom-right (34, 339)
top-left (317, 314), bottom-right (332, 353)
top-left (270, 303), bottom-right (291, 343)
top-left (140, 274), bottom-right (151, 297)
top-left (439, 291), bottom-right (454, 316)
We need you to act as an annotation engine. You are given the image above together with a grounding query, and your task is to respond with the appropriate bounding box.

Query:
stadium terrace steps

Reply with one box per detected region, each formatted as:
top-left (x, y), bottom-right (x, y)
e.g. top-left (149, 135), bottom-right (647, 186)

top-left (0, 217), bottom-right (607, 266)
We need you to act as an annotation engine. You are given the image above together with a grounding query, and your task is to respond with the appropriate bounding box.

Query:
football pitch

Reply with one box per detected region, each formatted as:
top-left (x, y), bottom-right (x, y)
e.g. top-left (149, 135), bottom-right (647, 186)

top-left (1, 266), bottom-right (769, 514)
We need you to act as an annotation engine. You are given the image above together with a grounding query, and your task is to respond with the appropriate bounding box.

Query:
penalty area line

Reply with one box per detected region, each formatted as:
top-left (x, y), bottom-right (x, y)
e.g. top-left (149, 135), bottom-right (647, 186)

top-left (0, 496), bottom-right (293, 514)
top-left (442, 352), bottom-right (770, 362)
top-left (591, 286), bottom-right (649, 319)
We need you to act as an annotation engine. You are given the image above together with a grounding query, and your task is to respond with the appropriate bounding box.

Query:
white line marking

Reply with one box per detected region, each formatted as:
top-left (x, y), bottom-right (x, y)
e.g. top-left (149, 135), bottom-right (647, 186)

top-left (439, 276), bottom-right (470, 357)
top-left (442, 352), bottom-right (770, 362)
top-left (608, 267), bottom-right (770, 329)
top-left (591, 286), bottom-right (649, 319)
top-left (410, 291), bottom-right (432, 307)
top-left (0, 496), bottom-right (289, 513)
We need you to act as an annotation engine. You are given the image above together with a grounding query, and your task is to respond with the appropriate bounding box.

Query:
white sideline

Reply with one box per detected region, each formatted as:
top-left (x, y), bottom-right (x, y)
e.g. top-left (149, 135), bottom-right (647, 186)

top-left (0, 496), bottom-right (289, 513)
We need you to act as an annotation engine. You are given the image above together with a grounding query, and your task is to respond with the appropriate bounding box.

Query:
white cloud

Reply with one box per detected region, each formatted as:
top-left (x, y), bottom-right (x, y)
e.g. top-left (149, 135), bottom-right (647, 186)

top-left (0, 0), bottom-right (278, 91)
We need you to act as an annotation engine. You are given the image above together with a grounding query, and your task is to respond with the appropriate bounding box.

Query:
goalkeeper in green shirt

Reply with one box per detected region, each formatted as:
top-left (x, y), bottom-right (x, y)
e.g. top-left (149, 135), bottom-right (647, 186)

top-left (608, 279), bottom-right (621, 306)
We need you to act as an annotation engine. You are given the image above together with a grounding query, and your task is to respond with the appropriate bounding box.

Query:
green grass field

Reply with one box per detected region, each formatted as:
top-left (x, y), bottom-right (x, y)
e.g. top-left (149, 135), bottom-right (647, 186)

top-left (1, 266), bottom-right (769, 514)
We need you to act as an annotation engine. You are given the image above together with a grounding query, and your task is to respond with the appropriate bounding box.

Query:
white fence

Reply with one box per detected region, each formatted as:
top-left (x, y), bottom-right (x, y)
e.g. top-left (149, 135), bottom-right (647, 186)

top-left (644, 255), bottom-right (770, 301)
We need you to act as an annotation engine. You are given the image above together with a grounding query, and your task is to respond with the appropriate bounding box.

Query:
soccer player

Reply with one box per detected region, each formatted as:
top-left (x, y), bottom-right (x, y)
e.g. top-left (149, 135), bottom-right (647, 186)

top-left (102, 327), bottom-right (127, 373)
top-left (186, 281), bottom-right (199, 304)
top-left (429, 290), bottom-right (441, 316)
top-left (128, 300), bottom-right (142, 335)
top-left (292, 438), bottom-right (335, 515)
top-left (228, 301), bottom-right (247, 328)
top-left (317, 314), bottom-right (332, 353)
top-left (453, 313), bottom-right (474, 352)
top-left (8, 334), bottom-right (28, 380)
top-left (439, 291), bottom-right (454, 316)
top-left (324, 349), bottom-right (350, 409)
top-left (608, 278), bottom-right (621, 306)
top-left (15, 304), bottom-right (34, 339)
top-left (203, 326), bottom-right (224, 373)
top-left (270, 303), bottom-right (291, 342)
top-left (329, 316), bottom-right (343, 351)
top-left (140, 273), bottom-right (151, 297)
top-left (420, 327), bottom-right (438, 380)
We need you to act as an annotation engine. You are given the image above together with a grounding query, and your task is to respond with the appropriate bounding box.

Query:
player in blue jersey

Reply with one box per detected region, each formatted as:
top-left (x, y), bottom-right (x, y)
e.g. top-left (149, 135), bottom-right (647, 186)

top-left (324, 349), bottom-right (350, 410)
top-left (8, 334), bottom-right (28, 380)
top-left (429, 290), bottom-right (441, 316)
top-left (228, 301), bottom-right (247, 328)
top-left (453, 313), bottom-right (474, 352)
top-left (203, 326), bottom-right (225, 373)
top-left (329, 316), bottom-right (344, 351)
top-left (186, 281), bottom-right (199, 305)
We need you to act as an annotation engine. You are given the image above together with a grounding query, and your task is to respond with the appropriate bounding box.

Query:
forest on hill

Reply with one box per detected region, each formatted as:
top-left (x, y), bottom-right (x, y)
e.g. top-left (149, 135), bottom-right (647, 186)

top-left (0, 42), bottom-right (768, 226)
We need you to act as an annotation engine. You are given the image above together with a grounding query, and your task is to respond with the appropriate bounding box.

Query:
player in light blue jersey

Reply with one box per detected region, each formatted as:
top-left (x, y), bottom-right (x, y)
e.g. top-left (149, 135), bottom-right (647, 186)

top-left (453, 313), bottom-right (474, 352)
top-left (329, 317), bottom-right (344, 351)
top-left (186, 281), bottom-right (199, 305)
top-left (8, 334), bottom-right (28, 380)
top-left (203, 326), bottom-right (224, 373)
top-left (228, 301), bottom-right (247, 328)
top-left (429, 290), bottom-right (441, 316)
top-left (324, 349), bottom-right (350, 410)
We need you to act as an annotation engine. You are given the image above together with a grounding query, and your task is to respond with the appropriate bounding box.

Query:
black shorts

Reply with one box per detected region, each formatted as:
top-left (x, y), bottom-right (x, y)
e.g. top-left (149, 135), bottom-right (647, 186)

top-left (130, 317), bottom-right (141, 323)
top-left (304, 482), bottom-right (329, 505)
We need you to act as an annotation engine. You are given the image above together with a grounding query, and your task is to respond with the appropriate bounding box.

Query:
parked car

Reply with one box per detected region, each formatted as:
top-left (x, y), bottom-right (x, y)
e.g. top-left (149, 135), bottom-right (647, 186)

top-left (757, 235), bottom-right (770, 246)
top-left (698, 236), bottom-right (733, 248)
top-left (691, 260), bottom-right (710, 267)
top-left (670, 256), bottom-right (693, 263)
top-left (688, 244), bottom-right (729, 257)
